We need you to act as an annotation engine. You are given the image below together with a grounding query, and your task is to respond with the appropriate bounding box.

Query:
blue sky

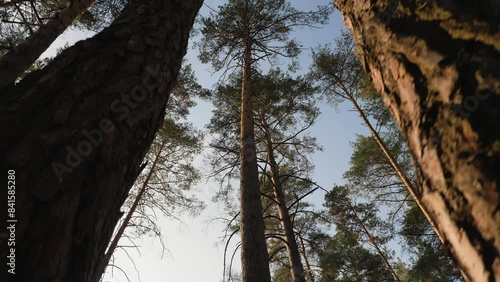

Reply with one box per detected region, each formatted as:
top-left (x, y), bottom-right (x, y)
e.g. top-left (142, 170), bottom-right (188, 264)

top-left (41, 1), bottom-right (375, 281)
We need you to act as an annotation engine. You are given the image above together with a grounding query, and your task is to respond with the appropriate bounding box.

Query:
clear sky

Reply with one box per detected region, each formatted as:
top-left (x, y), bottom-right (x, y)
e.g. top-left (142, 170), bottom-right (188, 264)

top-left (41, 1), bottom-right (373, 281)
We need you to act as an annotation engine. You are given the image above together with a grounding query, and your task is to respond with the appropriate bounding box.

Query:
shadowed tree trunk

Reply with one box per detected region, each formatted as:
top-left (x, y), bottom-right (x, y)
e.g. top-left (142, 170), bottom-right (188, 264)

top-left (0, 0), bottom-right (203, 281)
top-left (0, 0), bottom-right (97, 89)
top-left (97, 139), bottom-right (162, 278)
top-left (333, 1), bottom-right (499, 281)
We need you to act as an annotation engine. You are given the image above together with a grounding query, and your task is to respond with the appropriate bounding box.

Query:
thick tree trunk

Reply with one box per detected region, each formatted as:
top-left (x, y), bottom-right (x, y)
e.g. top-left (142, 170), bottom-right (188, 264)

top-left (262, 121), bottom-right (306, 282)
top-left (239, 44), bottom-right (272, 282)
top-left (0, 0), bottom-right (97, 90)
top-left (0, 0), bottom-right (203, 281)
top-left (98, 138), bottom-right (164, 278)
top-left (334, 1), bottom-right (500, 281)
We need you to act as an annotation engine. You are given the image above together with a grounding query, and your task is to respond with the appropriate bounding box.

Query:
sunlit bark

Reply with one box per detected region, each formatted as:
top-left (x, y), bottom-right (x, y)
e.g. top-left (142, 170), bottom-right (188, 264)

top-left (334, 1), bottom-right (500, 280)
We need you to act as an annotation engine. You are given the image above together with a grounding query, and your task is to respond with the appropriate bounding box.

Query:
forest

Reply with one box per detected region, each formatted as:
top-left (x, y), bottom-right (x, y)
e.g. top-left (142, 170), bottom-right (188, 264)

top-left (0, 0), bottom-right (498, 282)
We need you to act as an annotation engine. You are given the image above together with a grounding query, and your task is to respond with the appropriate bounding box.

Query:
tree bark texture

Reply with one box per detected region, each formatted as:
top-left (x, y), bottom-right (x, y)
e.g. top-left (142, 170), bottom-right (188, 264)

top-left (334, 1), bottom-right (499, 281)
top-left (262, 121), bottom-right (306, 282)
top-left (0, 0), bottom-right (97, 90)
top-left (98, 139), bottom-right (163, 279)
top-left (0, 0), bottom-right (203, 281)
top-left (239, 44), bottom-right (272, 282)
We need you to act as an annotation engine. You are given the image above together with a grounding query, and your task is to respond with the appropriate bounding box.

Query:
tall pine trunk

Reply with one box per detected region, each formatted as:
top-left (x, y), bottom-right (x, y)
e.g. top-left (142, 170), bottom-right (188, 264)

top-left (0, 0), bottom-right (97, 89)
top-left (239, 42), bottom-right (272, 282)
top-left (262, 120), bottom-right (306, 282)
top-left (0, 0), bottom-right (203, 281)
top-left (334, 1), bottom-right (500, 280)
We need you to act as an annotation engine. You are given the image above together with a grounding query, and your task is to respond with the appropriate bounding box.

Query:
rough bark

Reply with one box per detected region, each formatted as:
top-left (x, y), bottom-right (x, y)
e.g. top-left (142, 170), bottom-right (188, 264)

top-left (239, 43), bottom-right (272, 282)
top-left (262, 121), bottom-right (306, 282)
top-left (0, 0), bottom-right (97, 90)
top-left (334, 1), bottom-right (500, 281)
top-left (0, 0), bottom-right (203, 281)
top-left (98, 139), bottom-right (163, 278)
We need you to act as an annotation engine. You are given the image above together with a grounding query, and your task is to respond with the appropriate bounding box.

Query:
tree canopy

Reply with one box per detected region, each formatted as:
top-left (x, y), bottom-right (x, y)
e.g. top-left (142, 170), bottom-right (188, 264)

top-left (1, 0), bottom-right (496, 281)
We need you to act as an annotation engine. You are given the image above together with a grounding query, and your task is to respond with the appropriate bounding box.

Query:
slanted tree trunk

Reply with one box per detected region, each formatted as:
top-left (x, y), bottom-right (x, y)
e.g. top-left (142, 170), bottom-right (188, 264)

top-left (349, 204), bottom-right (401, 282)
top-left (98, 168), bottom-right (148, 279)
top-left (0, 0), bottom-right (203, 281)
top-left (349, 96), bottom-right (444, 243)
top-left (298, 234), bottom-right (315, 282)
top-left (239, 41), bottom-right (272, 282)
top-left (262, 120), bottom-right (306, 282)
top-left (334, 1), bottom-right (500, 280)
top-left (0, 0), bottom-right (97, 89)
top-left (98, 138), bottom-right (164, 278)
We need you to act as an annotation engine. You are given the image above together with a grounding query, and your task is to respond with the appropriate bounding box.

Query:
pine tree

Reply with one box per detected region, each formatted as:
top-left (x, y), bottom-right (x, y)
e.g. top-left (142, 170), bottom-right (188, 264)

top-left (334, 1), bottom-right (499, 279)
top-left (320, 185), bottom-right (397, 282)
top-left (310, 31), bottom-right (437, 239)
top-left (0, 1), bottom-right (203, 281)
top-left (343, 97), bottom-right (463, 281)
top-left (312, 31), bottom-right (462, 281)
top-left (0, 0), bottom-right (98, 88)
top-left (0, 0), bottom-right (133, 88)
top-left (99, 64), bottom-right (205, 278)
top-left (206, 69), bottom-right (322, 282)
top-left (199, 2), bottom-right (330, 281)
